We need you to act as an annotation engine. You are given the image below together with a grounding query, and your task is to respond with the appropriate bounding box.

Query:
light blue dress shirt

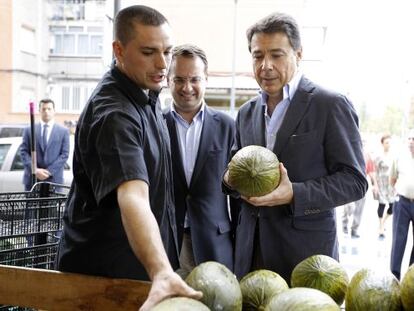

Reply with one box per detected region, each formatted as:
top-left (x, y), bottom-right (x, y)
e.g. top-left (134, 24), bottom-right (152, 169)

top-left (261, 71), bottom-right (302, 150)
top-left (171, 102), bottom-right (205, 229)
top-left (171, 102), bottom-right (205, 186)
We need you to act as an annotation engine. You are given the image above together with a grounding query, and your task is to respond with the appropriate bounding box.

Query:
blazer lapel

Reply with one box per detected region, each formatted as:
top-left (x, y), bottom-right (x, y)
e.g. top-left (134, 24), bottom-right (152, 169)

top-left (251, 99), bottom-right (266, 147)
top-left (36, 123), bottom-right (44, 152)
top-left (189, 107), bottom-right (214, 188)
top-left (274, 76), bottom-right (314, 156)
top-left (164, 111), bottom-right (188, 187)
top-left (44, 124), bottom-right (55, 152)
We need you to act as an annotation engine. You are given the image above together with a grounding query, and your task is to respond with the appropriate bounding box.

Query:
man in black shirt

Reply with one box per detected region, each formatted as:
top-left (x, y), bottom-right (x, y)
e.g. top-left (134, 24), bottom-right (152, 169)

top-left (56, 5), bottom-right (201, 310)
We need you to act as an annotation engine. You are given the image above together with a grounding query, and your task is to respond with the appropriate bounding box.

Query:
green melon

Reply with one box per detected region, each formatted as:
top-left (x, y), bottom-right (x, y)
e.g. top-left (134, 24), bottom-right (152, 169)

top-left (228, 145), bottom-right (280, 197)
top-left (291, 254), bottom-right (349, 305)
top-left (265, 287), bottom-right (340, 311)
top-left (185, 261), bottom-right (242, 311)
top-left (240, 269), bottom-right (289, 311)
top-left (152, 297), bottom-right (210, 310)
top-left (345, 268), bottom-right (401, 311)
top-left (400, 264), bottom-right (414, 311)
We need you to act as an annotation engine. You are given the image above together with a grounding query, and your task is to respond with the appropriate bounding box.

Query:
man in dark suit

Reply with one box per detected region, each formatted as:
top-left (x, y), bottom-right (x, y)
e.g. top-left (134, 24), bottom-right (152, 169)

top-left (164, 44), bottom-right (236, 275)
top-left (223, 12), bottom-right (368, 283)
top-left (20, 98), bottom-right (70, 190)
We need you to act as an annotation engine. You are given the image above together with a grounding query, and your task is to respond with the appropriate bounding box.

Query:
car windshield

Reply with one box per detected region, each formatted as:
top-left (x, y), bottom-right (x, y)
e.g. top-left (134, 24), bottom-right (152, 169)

top-left (0, 127), bottom-right (24, 138)
top-left (0, 144), bottom-right (11, 168)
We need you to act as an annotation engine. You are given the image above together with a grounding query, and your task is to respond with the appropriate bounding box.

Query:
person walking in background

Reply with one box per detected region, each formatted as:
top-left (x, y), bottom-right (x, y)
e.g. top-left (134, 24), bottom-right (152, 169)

top-left (374, 134), bottom-right (395, 240)
top-left (20, 98), bottom-right (70, 191)
top-left (55, 6), bottom-right (201, 310)
top-left (389, 129), bottom-right (414, 280)
top-left (342, 141), bottom-right (376, 238)
top-left (223, 12), bottom-right (367, 283)
top-left (164, 44), bottom-right (236, 276)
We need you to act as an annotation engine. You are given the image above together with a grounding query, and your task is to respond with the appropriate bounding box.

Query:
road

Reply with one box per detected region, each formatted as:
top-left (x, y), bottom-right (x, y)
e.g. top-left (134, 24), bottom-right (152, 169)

top-left (337, 193), bottom-right (413, 281)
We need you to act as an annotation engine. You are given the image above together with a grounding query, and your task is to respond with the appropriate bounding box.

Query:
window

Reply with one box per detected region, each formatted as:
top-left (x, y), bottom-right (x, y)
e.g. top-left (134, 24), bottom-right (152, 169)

top-left (72, 87), bottom-right (81, 110)
top-left (0, 144), bottom-right (11, 168)
top-left (51, 83), bottom-right (96, 113)
top-left (51, 0), bottom-right (86, 21)
top-left (11, 148), bottom-right (24, 171)
top-left (0, 127), bottom-right (25, 138)
top-left (50, 25), bottom-right (103, 56)
top-left (62, 87), bottom-right (70, 111)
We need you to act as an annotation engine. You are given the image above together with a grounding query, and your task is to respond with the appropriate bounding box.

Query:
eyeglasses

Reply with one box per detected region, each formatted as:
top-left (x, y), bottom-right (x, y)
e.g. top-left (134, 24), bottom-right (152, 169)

top-left (172, 76), bottom-right (204, 86)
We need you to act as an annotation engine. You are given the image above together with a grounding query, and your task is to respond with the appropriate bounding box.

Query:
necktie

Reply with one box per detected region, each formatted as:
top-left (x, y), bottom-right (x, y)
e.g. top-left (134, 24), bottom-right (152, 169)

top-left (43, 124), bottom-right (48, 149)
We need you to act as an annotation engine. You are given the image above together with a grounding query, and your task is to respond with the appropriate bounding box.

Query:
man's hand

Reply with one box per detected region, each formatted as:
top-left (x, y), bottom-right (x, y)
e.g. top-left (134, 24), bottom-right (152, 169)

top-left (35, 168), bottom-right (51, 180)
top-left (139, 270), bottom-right (202, 311)
top-left (243, 163), bottom-right (293, 207)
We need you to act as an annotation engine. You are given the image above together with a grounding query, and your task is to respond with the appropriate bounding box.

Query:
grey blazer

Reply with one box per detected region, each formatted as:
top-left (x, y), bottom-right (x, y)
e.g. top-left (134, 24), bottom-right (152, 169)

top-left (165, 106), bottom-right (236, 271)
top-left (231, 76), bottom-right (368, 283)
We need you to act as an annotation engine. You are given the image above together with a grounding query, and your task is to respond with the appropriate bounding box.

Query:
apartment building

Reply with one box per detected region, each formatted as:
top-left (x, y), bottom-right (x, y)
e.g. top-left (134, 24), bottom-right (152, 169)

top-left (0, 0), bottom-right (108, 126)
top-left (0, 0), bottom-right (331, 124)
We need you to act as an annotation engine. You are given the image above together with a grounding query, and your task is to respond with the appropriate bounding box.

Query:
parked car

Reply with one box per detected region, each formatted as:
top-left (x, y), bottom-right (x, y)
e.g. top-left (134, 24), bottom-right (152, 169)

top-left (0, 124), bottom-right (26, 138)
top-left (0, 137), bottom-right (73, 192)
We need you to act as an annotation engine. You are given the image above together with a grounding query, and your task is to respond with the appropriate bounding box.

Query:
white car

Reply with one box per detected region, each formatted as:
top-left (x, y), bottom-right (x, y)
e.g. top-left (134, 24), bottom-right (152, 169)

top-left (0, 136), bottom-right (73, 192)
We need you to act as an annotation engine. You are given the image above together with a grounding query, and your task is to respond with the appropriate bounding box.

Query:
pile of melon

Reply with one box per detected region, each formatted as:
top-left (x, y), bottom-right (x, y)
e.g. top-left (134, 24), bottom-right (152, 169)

top-left (154, 257), bottom-right (414, 311)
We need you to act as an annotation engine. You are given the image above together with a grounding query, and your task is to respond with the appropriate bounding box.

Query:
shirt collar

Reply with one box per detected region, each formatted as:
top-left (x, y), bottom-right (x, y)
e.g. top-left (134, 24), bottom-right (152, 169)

top-left (260, 70), bottom-right (303, 105)
top-left (40, 120), bottom-right (54, 128)
top-left (171, 101), bottom-right (205, 124)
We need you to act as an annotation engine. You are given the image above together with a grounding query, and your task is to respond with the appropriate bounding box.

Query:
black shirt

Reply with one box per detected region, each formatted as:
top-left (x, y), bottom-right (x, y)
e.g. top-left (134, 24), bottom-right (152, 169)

top-left (56, 65), bottom-right (178, 280)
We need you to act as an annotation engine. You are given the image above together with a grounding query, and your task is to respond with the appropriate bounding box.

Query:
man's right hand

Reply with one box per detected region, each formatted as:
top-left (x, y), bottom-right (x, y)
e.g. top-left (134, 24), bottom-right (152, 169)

top-left (139, 270), bottom-right (202, 311)
top-left (35, 168), bottom-right (51, 180)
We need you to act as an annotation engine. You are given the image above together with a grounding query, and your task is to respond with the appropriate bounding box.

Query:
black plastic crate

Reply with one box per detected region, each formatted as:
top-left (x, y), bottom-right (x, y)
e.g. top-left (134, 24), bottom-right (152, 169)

top-left (0, 183), bottom-right (69, 310)
top-left (0, 183), bottom-right (68, 267)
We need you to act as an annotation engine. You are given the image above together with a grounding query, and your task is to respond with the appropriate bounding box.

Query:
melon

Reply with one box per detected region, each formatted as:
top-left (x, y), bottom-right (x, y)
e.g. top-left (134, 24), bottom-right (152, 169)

top-left (345, 268), bottom-right (401, 311)
top-left (228, 145), bottom-right (280, 197)
top-left (240, 269), bottom-right (288, 310)
top-left (265, 287), bottom-right (340, 311)
top-left (152, 297), bottom-right (210, 310)
top-left (400, 264), bottom-right (414, 311)
top-left (185, 261), bottom-right (242, 311)
top-left (291, 254), bottom-right (348, 305)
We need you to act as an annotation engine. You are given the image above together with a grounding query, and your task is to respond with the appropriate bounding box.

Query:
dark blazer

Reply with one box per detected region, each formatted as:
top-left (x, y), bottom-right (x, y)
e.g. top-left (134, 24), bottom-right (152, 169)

top-left (21, 123), bottom-right (70, 190)
top-left (165, 106), bottom-right (235, 270)
top-left (231, 76), bottom-right (368, 282)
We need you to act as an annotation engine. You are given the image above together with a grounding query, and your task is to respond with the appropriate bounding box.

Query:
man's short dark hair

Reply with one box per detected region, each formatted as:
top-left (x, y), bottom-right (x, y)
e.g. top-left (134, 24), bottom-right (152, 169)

top-left (246, 12), bottom-right (302, 52)
top-left (114, 5), bottom-right (169, 45)
top-left (170, 44), bottom-right (208, 76)
top-left (39, 98), bottom-right (55, 109)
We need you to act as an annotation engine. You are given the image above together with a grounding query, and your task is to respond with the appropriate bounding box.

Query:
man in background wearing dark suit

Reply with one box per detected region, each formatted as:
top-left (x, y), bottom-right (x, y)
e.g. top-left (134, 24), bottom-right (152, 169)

top-left (20, 98), bottom-right (70, 190)
top-left (164, 44), bottom-right (236, 275)
top-left (223, 12), bottom-right (367, 283)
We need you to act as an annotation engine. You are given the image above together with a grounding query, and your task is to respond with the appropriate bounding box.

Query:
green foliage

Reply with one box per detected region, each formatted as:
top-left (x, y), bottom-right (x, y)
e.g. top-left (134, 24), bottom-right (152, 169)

top-left (359, 104), bottom-right (406, 136)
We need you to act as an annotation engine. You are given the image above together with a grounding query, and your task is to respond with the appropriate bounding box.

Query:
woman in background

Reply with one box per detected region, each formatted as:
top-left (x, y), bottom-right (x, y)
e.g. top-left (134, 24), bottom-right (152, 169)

top-left (374, 134), bottom-right (395, 240)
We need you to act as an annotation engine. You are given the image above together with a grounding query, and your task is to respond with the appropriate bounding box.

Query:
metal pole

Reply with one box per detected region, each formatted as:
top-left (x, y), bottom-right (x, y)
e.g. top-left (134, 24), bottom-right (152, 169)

top-left (114, 0), bottom-right (121, 33)
top-left (112, 0), bottom-right (121, 61)
top-left (229, 0), bottom-right (238, 117)
top-left (29, 101), bottom-right (37, 188)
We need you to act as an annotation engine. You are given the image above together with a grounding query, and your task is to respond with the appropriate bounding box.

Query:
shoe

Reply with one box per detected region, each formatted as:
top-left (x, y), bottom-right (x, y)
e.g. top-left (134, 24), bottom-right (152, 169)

top-left (343, 227), bottom-right (348, 234)
top-left (351, 231), bottom-right (360, 238)
top-left (379, 233), bottom-right (385, 240)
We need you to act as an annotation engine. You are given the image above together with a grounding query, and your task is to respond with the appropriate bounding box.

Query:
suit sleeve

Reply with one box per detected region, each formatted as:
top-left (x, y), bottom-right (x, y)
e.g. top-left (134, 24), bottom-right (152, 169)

top-left (291, 95), bottom-right (368, 216)
top-left (20, 127), bottom-right (32, 168)
top-left (222, 112), bottom-right (243, 198)
top-left (46, 127), bottom-right (70, 176)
